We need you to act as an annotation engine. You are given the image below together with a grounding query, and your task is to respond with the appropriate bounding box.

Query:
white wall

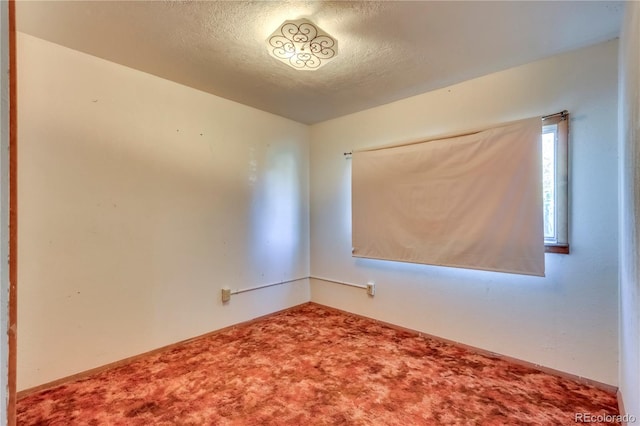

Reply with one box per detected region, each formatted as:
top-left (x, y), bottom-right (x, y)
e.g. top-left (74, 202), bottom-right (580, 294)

top-left (17, 33), bottom-right (310, 390)
top-left (0, 1), bottom-right (9, 423)
top-left (619, 0), bottom-right (639, 418)
top-left (310, 40), bottom-right (619, 385)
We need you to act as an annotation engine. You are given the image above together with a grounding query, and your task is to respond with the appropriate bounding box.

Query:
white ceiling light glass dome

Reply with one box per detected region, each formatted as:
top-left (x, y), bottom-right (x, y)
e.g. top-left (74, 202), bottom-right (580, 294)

top-left (267, 18), bottom-right (338, 70)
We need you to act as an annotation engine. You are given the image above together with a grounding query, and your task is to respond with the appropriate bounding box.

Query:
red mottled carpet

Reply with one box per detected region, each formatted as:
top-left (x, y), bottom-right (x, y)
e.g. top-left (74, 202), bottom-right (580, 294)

top-left (18, 303), bottom-right (619, 425)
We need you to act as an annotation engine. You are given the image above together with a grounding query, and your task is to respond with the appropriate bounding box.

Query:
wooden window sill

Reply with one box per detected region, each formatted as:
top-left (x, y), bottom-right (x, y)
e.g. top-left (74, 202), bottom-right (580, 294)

top-left (545, 244), bottom-right (570, 254)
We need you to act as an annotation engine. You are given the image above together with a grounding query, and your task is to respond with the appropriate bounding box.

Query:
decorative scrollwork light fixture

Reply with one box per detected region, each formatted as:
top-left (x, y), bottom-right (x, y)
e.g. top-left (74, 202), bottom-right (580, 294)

top-left (267, 19), bottom-right (338, 70)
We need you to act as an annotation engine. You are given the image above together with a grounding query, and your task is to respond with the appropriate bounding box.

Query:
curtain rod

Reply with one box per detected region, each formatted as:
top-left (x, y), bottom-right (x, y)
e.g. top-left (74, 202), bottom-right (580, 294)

top-left (542, 110), bottom-right (569, 121)
top-left (343, 110), bottom-right (568, 156)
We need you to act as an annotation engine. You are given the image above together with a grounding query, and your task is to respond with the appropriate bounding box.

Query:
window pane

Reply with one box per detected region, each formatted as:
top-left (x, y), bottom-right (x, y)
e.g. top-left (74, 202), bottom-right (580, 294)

top-left (542, 127), bottom-right (556, 241)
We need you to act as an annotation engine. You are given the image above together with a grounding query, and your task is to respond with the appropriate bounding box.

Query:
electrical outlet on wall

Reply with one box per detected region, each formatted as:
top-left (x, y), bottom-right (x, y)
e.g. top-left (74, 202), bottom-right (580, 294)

top-left (221, 287), bottom-right (231, 303)
top-left (366, 282), bottom-right (375, 297)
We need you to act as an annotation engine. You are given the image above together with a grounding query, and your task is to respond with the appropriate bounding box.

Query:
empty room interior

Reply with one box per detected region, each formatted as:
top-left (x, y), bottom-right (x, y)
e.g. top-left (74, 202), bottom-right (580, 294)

top-left (2, 0), bottom-right (640, 424)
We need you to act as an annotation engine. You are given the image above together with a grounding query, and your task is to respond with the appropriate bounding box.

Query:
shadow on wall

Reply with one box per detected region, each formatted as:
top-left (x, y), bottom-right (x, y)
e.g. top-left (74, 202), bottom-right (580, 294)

top-left (250, 148), bottom-right (300, 282)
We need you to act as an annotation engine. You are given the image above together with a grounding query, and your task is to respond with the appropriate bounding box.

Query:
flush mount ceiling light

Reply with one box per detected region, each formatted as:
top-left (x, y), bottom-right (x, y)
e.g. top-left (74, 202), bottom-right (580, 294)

top-left (267, 19), bottom-right (338, 71)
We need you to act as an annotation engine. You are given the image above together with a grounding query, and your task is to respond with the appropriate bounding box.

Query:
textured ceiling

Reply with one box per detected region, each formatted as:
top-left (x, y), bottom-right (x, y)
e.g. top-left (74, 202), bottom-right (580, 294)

top-left (16, 1), bottom-right (624, 124)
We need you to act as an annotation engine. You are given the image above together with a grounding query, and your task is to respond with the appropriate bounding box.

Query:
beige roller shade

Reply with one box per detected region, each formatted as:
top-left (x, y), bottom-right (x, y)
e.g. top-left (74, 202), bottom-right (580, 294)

top-left (352, 117), bottom-right (544, 276)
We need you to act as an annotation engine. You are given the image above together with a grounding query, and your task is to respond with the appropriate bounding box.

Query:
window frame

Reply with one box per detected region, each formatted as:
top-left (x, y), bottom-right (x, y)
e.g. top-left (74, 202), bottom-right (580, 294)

top-left (542, 112), bottom-right (570, 254)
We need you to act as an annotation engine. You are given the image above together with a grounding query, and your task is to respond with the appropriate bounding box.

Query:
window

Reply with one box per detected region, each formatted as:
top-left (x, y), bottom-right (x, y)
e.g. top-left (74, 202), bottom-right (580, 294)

top-left (542, 112), bottom-right (569, 254)
top-left (351, 113), bottom-right (569, 276)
